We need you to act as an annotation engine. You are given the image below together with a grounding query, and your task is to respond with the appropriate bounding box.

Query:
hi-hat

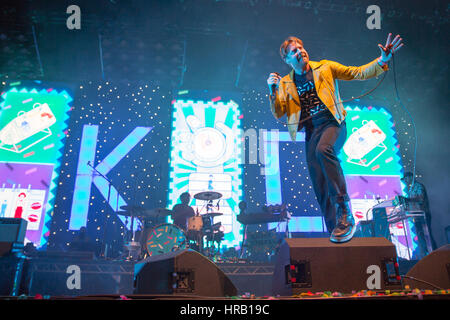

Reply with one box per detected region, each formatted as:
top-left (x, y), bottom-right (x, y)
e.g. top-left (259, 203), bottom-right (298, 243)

top-left (202, 212), bottom-right (223, 218)
top-left (194, 191), bottom-right (222, 201)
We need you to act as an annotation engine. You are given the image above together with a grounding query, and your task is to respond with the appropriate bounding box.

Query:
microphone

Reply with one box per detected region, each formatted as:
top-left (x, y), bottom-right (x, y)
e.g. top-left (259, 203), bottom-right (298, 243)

top-left (270, 72), bottom-right (281, 95)
top-left (271, 84), bottom-right (277, 95)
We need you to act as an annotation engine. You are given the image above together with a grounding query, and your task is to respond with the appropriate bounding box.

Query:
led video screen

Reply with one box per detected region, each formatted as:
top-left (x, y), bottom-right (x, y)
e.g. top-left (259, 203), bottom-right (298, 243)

top-left (0, 81), bottom-right (73, 248)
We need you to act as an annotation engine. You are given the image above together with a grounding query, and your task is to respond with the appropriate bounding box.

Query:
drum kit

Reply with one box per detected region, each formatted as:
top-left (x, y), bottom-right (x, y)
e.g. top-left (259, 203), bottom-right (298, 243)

top-left (118, 191), bottom-right (224, 260)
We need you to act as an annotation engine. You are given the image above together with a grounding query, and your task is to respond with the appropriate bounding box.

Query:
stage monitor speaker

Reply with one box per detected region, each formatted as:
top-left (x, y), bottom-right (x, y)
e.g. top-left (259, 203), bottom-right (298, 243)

top-left (21, 258), bottom-right (134, 296)
top-left (0, 256), bottom-right (27, 296)
top-left (404, 244), bottom-right (450, 290)
top-left (134, 249), bottom-right (237, 297)
top-left (0, 218), bottom-right (28, 257)
top-left (272, 237), bottom-right (402, 295)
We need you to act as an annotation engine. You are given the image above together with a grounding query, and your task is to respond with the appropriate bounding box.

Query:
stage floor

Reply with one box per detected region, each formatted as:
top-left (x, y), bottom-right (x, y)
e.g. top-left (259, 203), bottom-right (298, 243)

top-left (0, 249), bottom-right (446, 301)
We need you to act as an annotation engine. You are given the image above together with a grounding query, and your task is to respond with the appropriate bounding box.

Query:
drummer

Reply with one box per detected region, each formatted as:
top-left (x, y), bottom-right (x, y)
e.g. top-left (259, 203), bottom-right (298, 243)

top-left (171, 192), bottom-right (196, 231)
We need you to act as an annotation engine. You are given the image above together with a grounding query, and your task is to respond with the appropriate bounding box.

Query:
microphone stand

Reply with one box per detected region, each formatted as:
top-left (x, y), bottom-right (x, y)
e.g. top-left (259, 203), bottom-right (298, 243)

top-left (87, 161), bottom-right (120, 259)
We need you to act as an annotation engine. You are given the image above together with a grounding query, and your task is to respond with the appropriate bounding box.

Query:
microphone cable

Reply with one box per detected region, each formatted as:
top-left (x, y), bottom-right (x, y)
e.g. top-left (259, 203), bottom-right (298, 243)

top-left (270, 53), bottom-right (417, 190)
top-left (391, 53), bottom-right (418, 192)
top-left (271, 62), bottom-right (389, 128)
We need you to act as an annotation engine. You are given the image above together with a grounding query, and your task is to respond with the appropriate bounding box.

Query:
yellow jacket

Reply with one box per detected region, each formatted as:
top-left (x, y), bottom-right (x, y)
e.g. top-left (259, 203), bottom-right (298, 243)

top-left (269, 58), bottom-right (388, 141)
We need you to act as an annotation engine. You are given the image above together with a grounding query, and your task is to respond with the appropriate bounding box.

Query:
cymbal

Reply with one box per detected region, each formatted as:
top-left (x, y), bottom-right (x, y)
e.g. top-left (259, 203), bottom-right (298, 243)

top-left (140, 208), bottom-right (173, 217)
top-left (202, 212), bottom-right (223, 218)
top-left (194, 191), bottom-right (222, 201)
top-left (118, 206), bottom-right (172, 218)
top-left (120, 205), bottom-right (145, 211)
top-left (118, 205), bottom-right (146, 216)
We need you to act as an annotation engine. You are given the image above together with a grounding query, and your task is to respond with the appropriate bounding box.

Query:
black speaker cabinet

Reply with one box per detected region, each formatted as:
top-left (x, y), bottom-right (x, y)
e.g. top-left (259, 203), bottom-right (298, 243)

top-left (404, 244), bottom-right (450, 290)
top-left (272, 237), bottom-right (402, 295)
top-left (0, 256), bottom-right (27, 296)
top-left (21, 257), bottom-right (134, 296)
top-left (0, 218), bottom-right (28, 257)
top-left (134, 249), bottom-right (237, 297)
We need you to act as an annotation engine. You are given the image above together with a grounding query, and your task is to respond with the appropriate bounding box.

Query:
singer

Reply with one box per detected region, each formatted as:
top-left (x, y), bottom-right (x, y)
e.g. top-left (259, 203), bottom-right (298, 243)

top-left (267, 33), bottom-right (403, 243)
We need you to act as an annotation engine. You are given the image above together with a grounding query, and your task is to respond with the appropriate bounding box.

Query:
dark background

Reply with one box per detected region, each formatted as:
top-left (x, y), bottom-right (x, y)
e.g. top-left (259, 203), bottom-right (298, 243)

top-left (1, 0), bottom-right (448, 248)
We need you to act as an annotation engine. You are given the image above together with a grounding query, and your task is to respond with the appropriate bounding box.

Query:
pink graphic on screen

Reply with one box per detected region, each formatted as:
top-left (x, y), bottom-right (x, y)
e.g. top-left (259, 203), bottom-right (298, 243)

top-left (0, 162), bottom-right (53, 246)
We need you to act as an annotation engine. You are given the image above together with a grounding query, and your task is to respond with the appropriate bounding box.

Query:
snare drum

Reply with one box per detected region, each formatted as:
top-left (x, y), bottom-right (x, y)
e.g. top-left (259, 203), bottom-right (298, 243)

top-left (146, 223), bottom-right (187, 257)
top-left (187, 216), bottom-right (203, 231)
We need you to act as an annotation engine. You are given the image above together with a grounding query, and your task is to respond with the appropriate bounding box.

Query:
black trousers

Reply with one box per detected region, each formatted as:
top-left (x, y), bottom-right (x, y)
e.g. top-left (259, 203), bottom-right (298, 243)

top-left (304, 110), bottom-right (349, 233)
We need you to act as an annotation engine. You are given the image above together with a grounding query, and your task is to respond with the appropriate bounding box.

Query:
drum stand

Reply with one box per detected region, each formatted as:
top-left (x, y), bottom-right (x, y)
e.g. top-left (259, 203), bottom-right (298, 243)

top-left (204, 231), bottom-right (223, 259)
top-left (118, 206), bottom-right (144, 261)
top-left (192, 191), bottom-right (223, 257)
top-left (124, 214), bottom-right (141, 261)
top-left (88, 161), bottom-right (121, 259)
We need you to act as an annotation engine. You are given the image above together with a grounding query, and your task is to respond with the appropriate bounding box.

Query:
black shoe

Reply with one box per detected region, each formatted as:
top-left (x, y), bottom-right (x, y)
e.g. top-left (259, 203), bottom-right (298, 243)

top-left (330, 202), bottom-right (356, 243)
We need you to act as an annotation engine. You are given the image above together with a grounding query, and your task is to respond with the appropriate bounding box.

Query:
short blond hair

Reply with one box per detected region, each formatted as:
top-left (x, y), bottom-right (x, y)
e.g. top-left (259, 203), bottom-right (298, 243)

top-left (279, 36), bottom-right (303, 61)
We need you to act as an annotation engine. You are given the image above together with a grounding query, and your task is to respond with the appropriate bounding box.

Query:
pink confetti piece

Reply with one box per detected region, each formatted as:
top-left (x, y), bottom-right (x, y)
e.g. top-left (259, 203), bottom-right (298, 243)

top-left (25, 167), bottom-right (37, 175)
top-left (211, 96), bottom-right (221, 102)
top-left (371, 164), bottom-right (380, 171)
top-left (238, 114), bottom-right (244, 119)
top-left (171, 99), bottom-right (176, 105)
top-left (47, 88), bottom-right (53, 92)
top-left (350, 192), bottom-right (360, 198)
top-left (351, 115), bottom-right (360, 121)
top-left (367, 106), bottom-right (373, 110)
top-left (385, 156), bottom-right (393, 163)
top-left (22, 98), bottom-right (33, 104)
top-left (3, 105), bottom-right (11, 110)
top-left (43, 143), bottom-right (54, 150)
top-left (23, 151), bottom-right (35, 158)
top-left (378, 179), bottom-right (387, 186)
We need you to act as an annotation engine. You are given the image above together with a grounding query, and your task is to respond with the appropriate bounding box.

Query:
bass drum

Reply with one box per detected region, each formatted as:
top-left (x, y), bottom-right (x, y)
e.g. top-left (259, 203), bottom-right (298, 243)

top-left (187, 216), bottom-right (203, 231)
top-left (146, 223), bottom-right (187, 257)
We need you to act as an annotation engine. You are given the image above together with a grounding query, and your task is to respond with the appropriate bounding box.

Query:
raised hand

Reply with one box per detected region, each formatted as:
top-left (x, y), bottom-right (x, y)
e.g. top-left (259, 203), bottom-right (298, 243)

top-left (378, 33), bottom-right (404, 63)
